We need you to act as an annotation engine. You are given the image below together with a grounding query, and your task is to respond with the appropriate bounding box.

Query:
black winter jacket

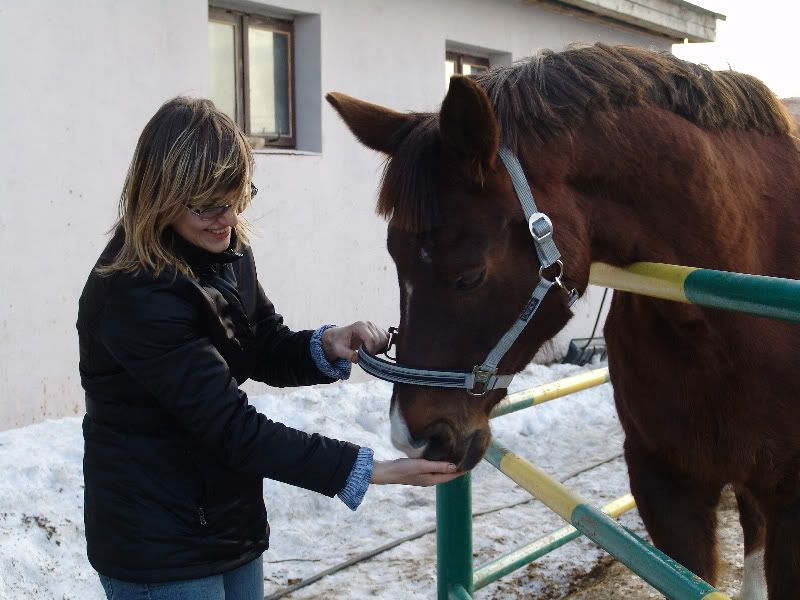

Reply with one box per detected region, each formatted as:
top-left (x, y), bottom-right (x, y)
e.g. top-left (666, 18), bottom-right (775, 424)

top-left (77, 229), bottom-right (359, 582)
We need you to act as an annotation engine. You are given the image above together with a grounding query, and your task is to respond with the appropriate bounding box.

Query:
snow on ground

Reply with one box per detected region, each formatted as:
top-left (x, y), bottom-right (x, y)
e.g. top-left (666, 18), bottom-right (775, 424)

top-left (0, 360), bottom-right (639, 599)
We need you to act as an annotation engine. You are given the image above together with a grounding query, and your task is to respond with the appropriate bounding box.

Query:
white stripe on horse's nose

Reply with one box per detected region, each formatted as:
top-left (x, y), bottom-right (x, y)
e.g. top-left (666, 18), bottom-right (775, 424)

top-left (390, 401), bottom-right (427, 458)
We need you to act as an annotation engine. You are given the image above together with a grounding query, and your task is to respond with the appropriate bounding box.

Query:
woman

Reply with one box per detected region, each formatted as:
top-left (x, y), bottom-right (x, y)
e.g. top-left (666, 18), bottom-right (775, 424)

top-left (77, 97), bottom-right (460, 599)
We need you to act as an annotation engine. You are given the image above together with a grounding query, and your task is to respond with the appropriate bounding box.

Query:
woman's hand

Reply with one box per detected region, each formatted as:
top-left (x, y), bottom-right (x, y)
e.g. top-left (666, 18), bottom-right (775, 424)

top-left (371, 458), bottom-right (463, 486)
top-left (322, 321), bottom-right (389, 363)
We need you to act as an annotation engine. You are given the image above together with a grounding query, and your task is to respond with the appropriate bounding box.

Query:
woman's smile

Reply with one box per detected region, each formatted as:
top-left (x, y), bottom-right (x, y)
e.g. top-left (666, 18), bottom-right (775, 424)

top-left (205, 226), bottom-right (231, 241)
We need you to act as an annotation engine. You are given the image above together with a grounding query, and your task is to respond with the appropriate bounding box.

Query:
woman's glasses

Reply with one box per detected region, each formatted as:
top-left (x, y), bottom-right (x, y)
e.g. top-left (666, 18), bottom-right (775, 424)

top-left (186, 183), bottom-right (258, 221)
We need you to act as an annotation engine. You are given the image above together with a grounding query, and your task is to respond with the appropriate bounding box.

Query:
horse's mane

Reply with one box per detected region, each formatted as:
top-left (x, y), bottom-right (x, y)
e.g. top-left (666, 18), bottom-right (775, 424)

top-left (380, 43), bottom-right (794, 231)
top-left (478, 43), bottom-right (793, 148)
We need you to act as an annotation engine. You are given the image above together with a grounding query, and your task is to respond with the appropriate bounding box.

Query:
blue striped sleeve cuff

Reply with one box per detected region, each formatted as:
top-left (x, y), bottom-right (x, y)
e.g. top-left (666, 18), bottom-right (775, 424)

top-left (310, 324), bottom-right (352, 380)
top-left (337, 447), bottom-right (374, 511)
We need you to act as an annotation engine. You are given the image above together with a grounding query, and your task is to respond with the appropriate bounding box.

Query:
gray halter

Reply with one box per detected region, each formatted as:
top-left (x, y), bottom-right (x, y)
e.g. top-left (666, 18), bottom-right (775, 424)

top-left (357, 146), bottom-right (578, 396)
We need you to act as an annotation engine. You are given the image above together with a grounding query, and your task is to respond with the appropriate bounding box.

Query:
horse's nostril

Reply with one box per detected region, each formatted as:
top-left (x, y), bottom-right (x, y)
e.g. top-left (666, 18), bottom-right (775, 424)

top-left (421, 421), bottom-right (457, 462)
top-left (423, 433), bottom-right (452, 462)
top-left (458, 428), bottom-right (491, 471)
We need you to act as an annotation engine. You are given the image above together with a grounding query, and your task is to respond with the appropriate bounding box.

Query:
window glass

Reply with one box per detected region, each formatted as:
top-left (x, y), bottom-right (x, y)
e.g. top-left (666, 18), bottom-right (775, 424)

top-left (445, 59), bottom-right (456, 88)
top-left (208, 20), bottom-right (237, 121)
top-left (464, 62), bottom-right (488, 76)
top-left (248, 27), bottom-right (291, 137)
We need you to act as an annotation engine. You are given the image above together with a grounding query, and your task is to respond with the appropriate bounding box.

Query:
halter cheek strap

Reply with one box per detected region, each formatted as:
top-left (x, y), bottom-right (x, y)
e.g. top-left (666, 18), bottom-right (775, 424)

top-left (357, 146), bottom-right (578, 396)
top-left (498, 147), bottom-right (562, 269)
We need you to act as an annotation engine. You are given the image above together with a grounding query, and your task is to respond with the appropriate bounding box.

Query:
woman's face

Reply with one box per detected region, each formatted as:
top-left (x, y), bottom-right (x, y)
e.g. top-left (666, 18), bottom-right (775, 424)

top-left (171, 189), bottom-right (240, 254)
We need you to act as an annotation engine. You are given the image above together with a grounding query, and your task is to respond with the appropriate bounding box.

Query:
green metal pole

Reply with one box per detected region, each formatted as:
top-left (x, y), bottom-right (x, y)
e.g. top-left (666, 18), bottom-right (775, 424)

top-left (437, 473), bottom-right (473, 600)
top-left (448, 584), bottom-right (473, 600)
top-left (685, 267), bottom-right (800, 323)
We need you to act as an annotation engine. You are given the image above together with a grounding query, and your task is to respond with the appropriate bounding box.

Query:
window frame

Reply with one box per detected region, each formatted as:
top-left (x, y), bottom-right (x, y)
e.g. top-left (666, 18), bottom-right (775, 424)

top-left (209, 6), bottom-right (296, 149)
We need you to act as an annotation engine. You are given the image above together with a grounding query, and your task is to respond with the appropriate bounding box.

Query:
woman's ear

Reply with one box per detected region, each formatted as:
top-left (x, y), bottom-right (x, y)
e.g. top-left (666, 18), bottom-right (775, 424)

top-left (439, 75), bottom-right (499, 183)
top-left (326, 92), bottom-right (415, 155)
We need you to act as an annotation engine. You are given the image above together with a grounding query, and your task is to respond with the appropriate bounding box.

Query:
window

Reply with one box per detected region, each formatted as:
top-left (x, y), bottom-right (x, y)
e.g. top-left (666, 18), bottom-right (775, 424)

top-left (209, 7), bottom-right (294, 148)
top-left (445, 51), bottom-right (490, 87)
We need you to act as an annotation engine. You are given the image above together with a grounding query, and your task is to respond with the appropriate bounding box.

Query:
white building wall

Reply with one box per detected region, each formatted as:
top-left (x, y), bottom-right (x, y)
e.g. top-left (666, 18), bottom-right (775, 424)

top-left (0, 0), bottom-right (669, 430)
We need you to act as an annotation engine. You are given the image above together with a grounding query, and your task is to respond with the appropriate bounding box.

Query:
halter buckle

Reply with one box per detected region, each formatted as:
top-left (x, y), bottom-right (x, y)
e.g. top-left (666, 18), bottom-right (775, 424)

top-left (468, 366), bottom-right (497, 397)
top-left (528, 212), bottom-right (553, 244)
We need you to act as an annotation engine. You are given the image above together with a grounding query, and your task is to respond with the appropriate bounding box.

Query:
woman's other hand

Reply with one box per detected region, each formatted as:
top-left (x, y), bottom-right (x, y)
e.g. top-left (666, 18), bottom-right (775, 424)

top-left (371, 459), bottom-right (463, 486)
top-left (322, 321), bottom-right (389, 363)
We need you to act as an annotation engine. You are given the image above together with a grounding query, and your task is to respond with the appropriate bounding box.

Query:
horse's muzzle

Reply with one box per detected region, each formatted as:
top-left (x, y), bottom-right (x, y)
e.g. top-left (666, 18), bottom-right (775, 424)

top-left (422, 421), bottom-right (492, 471)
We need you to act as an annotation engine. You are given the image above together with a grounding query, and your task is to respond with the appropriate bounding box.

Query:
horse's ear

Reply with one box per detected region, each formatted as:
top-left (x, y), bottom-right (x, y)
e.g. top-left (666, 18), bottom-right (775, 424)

top-left (440, 75), bottom-right (499, 181)
top-left (326, 92), bottom-right (414, 155)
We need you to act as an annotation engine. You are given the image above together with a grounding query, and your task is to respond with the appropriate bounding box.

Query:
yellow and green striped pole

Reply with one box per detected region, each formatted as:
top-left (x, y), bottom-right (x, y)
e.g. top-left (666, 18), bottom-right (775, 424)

top-left (473, 493), bottom-right (636, 590)
top-left (590, 262), bottom-right (800, 323)
top-left (484, 441), bottom-right (729, 600)
top-left (490, 368), bottom-right (609, 418)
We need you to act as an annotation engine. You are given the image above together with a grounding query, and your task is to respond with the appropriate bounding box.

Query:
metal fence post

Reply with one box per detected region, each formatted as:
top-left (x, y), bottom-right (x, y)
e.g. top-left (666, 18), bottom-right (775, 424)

top-left (437, 473), bottom-right (473, 599)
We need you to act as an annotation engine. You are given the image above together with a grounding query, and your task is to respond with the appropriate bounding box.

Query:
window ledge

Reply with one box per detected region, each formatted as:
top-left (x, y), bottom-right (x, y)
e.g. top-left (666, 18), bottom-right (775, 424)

top-left (252, 148), bottom-right (321, 157)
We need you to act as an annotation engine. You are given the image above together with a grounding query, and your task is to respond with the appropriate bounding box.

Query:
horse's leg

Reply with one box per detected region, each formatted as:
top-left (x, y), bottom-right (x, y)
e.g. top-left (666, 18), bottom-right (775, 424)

top-left (624, 439), bottom-right (722, 584)
top-left (761, 471), bottom-right (800, 600)
top-left (734, 487), bottom-right (767, 600)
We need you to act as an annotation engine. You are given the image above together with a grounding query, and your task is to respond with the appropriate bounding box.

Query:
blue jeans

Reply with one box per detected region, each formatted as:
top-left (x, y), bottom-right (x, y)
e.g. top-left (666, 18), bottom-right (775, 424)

top-left (98, 555), bottom-right (263, 600)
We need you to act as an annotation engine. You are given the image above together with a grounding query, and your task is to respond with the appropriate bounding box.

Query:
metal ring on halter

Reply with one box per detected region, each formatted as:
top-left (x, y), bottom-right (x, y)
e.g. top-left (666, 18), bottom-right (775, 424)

top-left (383, 326), bottom-right (398, 360)
top-left (539, 259), bottom-right (565, 282)
top-left (539, 259), bottom-right (579, 303)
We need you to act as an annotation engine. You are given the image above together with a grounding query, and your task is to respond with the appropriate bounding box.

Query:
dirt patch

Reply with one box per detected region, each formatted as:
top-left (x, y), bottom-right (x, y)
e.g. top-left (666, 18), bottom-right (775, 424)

top-left (20, 514), bottom-right (61, 546)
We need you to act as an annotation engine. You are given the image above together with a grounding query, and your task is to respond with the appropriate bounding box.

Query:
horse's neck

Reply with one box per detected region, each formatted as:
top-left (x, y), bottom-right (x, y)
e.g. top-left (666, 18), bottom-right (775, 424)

top-left (571, 114), bottom-right (796, 273)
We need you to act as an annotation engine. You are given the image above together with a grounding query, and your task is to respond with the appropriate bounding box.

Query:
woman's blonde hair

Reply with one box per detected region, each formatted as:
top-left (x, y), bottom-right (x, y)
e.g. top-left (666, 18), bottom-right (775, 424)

top-left (99, 96), bottom-right (253, 277)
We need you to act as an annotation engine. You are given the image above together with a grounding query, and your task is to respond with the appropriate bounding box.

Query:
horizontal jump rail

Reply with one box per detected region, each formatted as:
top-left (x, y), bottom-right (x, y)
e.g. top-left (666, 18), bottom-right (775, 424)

top-left (490, 368), bottom-right (609, 418)
top-left (484, 441), bottom-right (729, 600)
top-left (472, 493), bottom-right (635, 590)
top-left (590, 262), bottom-right (800, 323)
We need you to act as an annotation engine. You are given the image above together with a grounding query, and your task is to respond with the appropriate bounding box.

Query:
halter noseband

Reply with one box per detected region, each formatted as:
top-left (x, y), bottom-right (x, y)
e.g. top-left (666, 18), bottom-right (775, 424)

top-left (357, 146), bottom-right (578, 396)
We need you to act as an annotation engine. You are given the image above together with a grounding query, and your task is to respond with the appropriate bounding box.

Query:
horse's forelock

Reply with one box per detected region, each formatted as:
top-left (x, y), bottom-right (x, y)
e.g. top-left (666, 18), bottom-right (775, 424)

top-left (378, 116), bottom-right (442, 232)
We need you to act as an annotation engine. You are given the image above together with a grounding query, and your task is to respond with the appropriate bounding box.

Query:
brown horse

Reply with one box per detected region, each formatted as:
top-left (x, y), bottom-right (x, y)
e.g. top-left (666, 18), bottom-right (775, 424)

top-left (327, 44), bottom-right (800, 597)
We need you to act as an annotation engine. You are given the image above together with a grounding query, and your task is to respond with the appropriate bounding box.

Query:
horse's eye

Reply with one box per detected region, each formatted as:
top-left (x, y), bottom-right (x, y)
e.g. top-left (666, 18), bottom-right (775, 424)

top-left (454, 270), bottom-right (486, 292)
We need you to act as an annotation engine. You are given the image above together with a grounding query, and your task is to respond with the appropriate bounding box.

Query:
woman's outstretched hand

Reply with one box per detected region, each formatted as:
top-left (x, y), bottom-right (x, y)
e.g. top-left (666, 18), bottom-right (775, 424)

top-left (371, 458), bottom-right (463, 486)
top-left (322, 321), bottom-right (389, 363)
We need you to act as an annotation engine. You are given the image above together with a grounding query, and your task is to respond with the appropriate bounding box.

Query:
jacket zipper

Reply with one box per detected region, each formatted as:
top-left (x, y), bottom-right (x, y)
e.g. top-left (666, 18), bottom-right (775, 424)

top-left (198, 507), bottom-right (207, 526)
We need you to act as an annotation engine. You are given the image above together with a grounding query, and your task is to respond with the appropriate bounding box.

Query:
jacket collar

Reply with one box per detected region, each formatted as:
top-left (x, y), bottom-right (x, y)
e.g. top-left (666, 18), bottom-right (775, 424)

top-left (166, 227), bottom-right (243, 273)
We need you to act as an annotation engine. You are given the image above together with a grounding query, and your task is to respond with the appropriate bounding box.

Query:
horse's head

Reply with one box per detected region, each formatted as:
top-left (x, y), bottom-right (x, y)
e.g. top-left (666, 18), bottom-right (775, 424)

top-left (328, 76), bottom-right (589, 470)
